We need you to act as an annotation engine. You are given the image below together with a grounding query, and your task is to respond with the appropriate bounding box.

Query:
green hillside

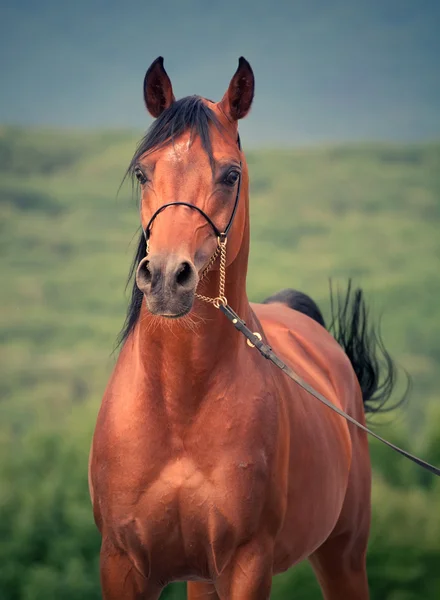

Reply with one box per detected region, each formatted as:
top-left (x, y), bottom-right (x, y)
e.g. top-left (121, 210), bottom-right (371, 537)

top-left (1, 127), bottom-right (439, 599)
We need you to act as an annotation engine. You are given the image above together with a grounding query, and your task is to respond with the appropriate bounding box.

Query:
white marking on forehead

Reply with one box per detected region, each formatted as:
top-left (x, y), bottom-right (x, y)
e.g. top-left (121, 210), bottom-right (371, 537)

top-left (164, 138), bottom-right (192, 163)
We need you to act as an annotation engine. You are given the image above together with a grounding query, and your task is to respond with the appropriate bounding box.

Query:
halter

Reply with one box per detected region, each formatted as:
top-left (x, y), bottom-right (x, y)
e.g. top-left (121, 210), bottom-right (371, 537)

top-left (142, 172), bottom-right (241, 245)
top-left (141, 135), bottom-right (242, 307)
top-left (136, 133), bottom-right (440, 478)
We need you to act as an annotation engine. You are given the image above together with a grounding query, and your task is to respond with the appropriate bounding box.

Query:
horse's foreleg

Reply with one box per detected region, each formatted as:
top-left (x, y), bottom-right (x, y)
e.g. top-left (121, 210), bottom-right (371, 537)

top-left (215, 539), bottom-right (273, 600)
top-left (309, 532), bottom-right (370, 600)
top-left (187, 581), bottom-right (220, 599)
top-left (100, 538), bottom-right (162, 600)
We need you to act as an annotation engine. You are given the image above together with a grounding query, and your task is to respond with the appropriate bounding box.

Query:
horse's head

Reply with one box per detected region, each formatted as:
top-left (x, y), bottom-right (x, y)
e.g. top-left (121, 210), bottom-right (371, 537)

top-left (133, 57), bottom-right (254, 318)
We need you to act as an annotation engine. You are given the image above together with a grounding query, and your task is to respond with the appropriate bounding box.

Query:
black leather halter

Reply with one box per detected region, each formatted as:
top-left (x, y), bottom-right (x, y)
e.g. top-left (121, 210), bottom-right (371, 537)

top-left (142, 135), bottom-right (242, 246)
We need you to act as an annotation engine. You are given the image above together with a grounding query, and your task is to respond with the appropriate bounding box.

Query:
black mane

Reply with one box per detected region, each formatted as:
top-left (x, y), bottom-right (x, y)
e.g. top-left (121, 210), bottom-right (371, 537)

top-left (117, 96), bottom-right (221, 347)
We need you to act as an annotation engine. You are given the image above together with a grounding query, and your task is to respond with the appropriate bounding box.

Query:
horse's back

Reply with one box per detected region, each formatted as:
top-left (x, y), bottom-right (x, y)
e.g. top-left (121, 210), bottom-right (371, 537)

top-left (262, 288), bottom-right (326, 328)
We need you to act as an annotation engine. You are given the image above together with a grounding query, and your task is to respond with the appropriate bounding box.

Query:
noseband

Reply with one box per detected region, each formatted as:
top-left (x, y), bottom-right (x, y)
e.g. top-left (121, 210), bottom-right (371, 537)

top-left (141, 135), bottom-right (242, 246)
top-left (142, 172), bottom-right (241, 247)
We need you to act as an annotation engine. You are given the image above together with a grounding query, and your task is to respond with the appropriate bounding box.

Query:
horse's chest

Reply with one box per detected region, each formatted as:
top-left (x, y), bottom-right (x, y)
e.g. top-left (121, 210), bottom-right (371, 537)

top-left (110, 454), bottom-right (268, 580)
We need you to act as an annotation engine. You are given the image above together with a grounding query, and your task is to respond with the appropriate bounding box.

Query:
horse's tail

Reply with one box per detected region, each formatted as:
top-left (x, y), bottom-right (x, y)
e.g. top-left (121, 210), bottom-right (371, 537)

top-left (263, 281), bottom-right (405, 414)
top-left (327, 281), bottom-right (406, 413)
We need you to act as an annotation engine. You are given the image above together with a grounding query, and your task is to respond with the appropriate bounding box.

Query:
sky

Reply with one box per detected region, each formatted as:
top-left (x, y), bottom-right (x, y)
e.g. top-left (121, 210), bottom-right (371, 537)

top-left (1, 0), bottom-right (439, 146)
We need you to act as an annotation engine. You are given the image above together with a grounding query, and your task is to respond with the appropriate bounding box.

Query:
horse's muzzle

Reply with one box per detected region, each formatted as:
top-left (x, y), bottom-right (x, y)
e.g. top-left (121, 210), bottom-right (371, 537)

top-left (136, 254), bottom-right (198, 318)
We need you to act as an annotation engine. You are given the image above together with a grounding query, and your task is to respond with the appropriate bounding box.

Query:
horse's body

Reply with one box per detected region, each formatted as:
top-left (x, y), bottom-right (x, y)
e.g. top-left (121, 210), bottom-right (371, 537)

top-left (90, 57), bottom-right (393, 599)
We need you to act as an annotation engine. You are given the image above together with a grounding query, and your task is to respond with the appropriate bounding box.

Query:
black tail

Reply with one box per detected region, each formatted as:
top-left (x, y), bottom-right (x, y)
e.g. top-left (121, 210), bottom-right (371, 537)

top-left (327, 281), bottom-right (407, 413)
top-left (263, 282), bottom-right (406, 414)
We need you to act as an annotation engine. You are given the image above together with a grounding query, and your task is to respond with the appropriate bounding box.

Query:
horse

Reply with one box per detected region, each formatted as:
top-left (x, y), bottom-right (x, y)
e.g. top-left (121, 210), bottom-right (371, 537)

top-left (89, 56), bottom-right (398, 599)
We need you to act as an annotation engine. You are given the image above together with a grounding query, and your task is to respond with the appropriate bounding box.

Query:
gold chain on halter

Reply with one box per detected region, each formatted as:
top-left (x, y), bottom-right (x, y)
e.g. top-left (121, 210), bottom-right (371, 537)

top-left (195, 237), bottom-right (228, 308)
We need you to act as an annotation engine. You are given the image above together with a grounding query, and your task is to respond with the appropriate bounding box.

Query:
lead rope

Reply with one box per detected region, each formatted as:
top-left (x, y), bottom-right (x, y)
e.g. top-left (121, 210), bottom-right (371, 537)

top-left (195, 237), bottom-right (440, 477)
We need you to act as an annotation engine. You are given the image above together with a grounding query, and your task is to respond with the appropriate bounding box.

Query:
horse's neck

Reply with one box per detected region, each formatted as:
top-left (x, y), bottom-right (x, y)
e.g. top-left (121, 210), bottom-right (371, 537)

top-left (129, 244), bottom-right (254, 416)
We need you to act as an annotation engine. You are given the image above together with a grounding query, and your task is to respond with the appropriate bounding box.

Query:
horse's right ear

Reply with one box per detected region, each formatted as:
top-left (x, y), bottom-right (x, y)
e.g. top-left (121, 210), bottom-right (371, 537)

top-left (219, 57), bottom-right (254, 121)
top-left (143, 57), bottom-right (175, 118)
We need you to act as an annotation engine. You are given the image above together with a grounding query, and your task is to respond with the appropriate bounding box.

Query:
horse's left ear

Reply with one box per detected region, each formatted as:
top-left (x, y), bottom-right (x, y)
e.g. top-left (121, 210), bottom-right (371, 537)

top-left (143, 56), bottom-right (175, 118)
top-left (219, 57), bottom-right (255, 121)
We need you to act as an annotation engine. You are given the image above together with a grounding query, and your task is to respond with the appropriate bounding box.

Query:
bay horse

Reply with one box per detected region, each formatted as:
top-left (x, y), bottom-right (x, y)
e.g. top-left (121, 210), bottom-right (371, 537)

top-left (89, 57), bottom-right (398, 599)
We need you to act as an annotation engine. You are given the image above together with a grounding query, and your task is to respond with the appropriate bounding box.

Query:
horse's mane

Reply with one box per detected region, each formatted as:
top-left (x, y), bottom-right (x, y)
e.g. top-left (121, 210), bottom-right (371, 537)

top-left (117, 96), bottom-right (221, 347)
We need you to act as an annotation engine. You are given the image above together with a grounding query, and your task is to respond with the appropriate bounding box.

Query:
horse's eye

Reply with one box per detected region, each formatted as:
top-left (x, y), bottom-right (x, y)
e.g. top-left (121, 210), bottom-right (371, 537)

top-left (224, 170), bottom-right (240, 186)
top-left (134, 167), bottom-right (148, 185)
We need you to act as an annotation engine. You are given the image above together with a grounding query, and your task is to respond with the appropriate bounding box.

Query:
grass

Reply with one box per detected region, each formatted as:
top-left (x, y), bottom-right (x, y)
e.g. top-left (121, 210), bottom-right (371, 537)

top-left (0, 127), bottom-right (439, 598)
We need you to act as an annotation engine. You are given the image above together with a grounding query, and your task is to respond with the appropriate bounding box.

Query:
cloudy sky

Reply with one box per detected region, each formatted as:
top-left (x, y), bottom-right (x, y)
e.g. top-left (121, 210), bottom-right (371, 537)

top-left (1, 0), bottom-right (439, 145)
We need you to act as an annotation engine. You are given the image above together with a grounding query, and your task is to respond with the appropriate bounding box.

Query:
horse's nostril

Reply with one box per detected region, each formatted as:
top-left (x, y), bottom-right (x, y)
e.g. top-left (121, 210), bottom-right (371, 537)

top-left (137, 257), bottom-right (195, 294)
top-left (176, 262), bottom-right (193, 288)
top-left (139, 261), bottom-right (152, 285)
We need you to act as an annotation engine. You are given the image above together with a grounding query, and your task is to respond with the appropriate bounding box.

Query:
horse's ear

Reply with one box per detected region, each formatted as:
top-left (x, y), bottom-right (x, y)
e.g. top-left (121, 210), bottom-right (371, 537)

top-left (219, 57), bottom-right (254, 121)
top-left (143, 57), bottom-right (175, 118)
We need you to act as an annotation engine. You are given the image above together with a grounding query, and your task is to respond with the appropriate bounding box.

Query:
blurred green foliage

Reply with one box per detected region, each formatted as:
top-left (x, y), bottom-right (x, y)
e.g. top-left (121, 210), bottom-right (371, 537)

top-left (0, 126), bottom-right (439, 599)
